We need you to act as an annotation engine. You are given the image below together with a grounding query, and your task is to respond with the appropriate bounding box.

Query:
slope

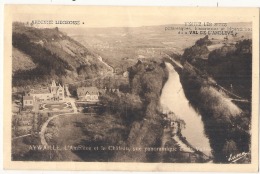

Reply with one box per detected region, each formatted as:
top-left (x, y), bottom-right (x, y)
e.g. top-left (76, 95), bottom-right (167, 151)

top-left (12, 22), bottom-right (109, 87)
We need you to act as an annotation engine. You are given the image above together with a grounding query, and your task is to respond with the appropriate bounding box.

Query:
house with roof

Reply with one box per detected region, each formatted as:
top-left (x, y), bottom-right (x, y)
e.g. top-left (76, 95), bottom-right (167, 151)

top-left (23, 80), bottom-right (65, 107)
top-left (77, 87), bottom-right (100, 102)
top-left (23, 95), bottom-right (34, 107)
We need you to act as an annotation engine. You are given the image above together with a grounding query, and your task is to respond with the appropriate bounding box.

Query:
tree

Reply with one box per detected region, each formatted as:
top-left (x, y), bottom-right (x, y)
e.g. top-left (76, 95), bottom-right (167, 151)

top-left (222, 140), bottom-right (238, 161)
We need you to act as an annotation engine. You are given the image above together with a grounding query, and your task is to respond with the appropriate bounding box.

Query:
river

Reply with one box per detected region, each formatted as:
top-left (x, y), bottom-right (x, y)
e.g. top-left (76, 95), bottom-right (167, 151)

top-left (160, 62), bottom-right (212, 157)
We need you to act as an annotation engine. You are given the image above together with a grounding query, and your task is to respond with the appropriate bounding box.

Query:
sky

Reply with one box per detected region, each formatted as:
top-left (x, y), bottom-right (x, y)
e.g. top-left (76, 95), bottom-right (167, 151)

top-left (10, 5), bottom-right (256, 28)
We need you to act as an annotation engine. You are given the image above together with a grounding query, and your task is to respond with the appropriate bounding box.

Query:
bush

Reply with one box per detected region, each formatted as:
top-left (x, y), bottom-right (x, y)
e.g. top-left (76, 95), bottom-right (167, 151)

top-left (195, 35), bottom-right (212, 46)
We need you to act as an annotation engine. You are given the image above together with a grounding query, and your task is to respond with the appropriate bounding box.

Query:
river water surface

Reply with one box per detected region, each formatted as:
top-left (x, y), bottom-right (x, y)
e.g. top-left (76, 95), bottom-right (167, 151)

top-left (160, 62), bottom-right (212, 156)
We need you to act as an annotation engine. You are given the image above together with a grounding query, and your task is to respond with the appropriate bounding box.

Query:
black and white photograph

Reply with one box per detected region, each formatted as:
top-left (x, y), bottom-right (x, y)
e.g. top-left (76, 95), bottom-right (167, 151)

top-left (3, 5), bottom-right (259, 172)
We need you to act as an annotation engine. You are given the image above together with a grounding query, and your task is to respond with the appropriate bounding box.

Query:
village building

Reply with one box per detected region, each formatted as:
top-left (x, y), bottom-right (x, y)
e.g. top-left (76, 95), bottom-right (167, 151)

top-left (108, 88), bottom-right (119, 93)
top-left (23, 80), bottom-right (65, 107)
top-left (77, 87), bottom-right (100, 102)
top-left (23, 95), bottom-right (34, 107)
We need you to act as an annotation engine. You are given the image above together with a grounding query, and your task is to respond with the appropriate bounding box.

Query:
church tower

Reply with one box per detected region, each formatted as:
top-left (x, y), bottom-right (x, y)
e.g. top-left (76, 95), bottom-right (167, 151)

top-left (51, 80), bottom-right (57, 94)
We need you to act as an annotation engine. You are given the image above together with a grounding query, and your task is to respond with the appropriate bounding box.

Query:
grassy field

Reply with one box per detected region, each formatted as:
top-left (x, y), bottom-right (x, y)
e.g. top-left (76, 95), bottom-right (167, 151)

top-left (12, 135), bottom-right (41, 161)
top-left (12, 47), bottom-right (36, 72)
top-left (45, 113), bottom-right (129, 161)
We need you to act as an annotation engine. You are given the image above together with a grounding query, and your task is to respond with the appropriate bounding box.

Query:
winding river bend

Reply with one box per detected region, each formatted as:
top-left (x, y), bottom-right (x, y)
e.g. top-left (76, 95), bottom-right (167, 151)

top-left (160, 62), bottom-right (212, 157)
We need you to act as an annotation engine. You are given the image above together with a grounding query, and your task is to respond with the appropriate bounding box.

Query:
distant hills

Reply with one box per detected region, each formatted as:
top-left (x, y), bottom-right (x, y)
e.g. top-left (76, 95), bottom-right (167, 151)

top-left (61, 22), bottom-right (251, 74)
top-left (12, 22), bottom-right (110, 87)
top-left (12, 21), bottom-right (252, 94)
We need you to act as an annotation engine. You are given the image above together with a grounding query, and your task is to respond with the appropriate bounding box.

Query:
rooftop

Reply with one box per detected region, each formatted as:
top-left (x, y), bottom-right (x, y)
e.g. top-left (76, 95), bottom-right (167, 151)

top-left (23, 95), bottom-right (33, 100)
top-left (30, 88), bottom-right (50, 94)
top-left (77, 87), bottom-right (99, 96)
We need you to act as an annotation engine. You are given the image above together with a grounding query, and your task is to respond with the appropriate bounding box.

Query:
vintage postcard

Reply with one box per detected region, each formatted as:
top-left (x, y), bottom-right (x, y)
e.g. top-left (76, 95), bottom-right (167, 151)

top-left (3, 5), bottom-right (259, 172)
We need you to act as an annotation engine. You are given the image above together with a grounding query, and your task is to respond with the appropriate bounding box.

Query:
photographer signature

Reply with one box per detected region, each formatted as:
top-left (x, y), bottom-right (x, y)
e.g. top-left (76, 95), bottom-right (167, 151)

top-left (228, 152), bottom-right (248, 163)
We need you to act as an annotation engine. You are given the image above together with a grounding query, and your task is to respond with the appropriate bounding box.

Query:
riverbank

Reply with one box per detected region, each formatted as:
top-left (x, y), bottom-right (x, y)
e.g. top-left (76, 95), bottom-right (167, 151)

top-left (162, 128), bottom-right (212, 163)
top-left (179, 62), bottom-right (251, 163)
top-left (160, 63), bottom-right (211, 160)
top-left (112, 59), bottom-right (169, 162)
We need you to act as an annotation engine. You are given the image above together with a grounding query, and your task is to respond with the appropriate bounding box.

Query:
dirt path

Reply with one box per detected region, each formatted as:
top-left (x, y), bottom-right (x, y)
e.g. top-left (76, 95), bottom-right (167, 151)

top-left (64, 97), bottom-right (78, 113)
top-left (12, 134), bottom-right (32, 140)
top-left (98, 56), bottom-right (114, 72)
top-left (39, 113), bottom-right (77, 146)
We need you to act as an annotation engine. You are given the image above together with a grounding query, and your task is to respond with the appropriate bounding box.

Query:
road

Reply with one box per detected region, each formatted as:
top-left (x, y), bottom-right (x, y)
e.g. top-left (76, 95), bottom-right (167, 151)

top-left (98, 56), bottom-right (114, 72)
top-left (39, 112), bottom-right (77, 146)
top-left (39, 94), bottom-right (78, 146)
top-left (12, 134), bottom-right (32, 140)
